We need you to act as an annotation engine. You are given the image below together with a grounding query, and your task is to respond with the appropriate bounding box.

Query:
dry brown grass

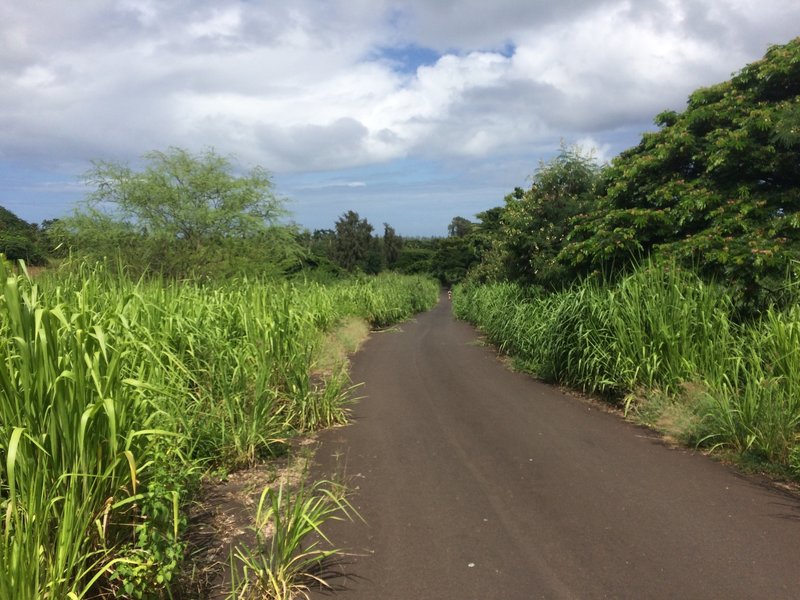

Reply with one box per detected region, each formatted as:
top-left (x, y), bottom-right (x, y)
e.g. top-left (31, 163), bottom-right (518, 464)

top-left (312, 317), bottom-right (370, 378)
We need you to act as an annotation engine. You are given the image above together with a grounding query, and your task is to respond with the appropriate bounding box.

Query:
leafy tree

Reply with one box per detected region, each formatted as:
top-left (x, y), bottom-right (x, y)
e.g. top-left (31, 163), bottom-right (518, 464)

top-left (453, 207), bottom-right (508, 284)
top-left (447, 216), bottom-right (474, 238)
top-left (364, 236), bottom-right (385, 274)
top-left (395, 247), bottom-right (434, 274)
top-left (772, 101), bottom-right (800, 148)
top-left (474, 206), bottom-right (504, 236)
top-left (394, 237), bottom-right (437, 275)
top-left (333, 210), bottom-right (374, 272)
top-left (498, 146), bottom-right (601, 287)
top-left (58, 147), bottom-right (298, 278)
top-left (284, 228), bottom-right (344, 281)
top-left (0, 206), bottom-right (47, 265)
top-left (432, 209), bottom-right (506, 285)
top-left (560, 38), bottom-right (800, 310)
top-left (432, 236), bottom-right (479, 285)
top-left (309, 228), bottom-right (336, 260)
top-left (383, 223), bottom-right (402, 268)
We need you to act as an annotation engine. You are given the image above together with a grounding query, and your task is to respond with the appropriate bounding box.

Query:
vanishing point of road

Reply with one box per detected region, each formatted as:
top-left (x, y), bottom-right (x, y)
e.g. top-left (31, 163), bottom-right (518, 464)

top-left (311, 294), bottom-right (800, 599)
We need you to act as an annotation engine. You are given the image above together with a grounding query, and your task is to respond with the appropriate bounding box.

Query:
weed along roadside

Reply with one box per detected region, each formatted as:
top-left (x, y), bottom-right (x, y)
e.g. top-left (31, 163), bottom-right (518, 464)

top-left (0, 260), bottom-right (438, 599)
top-left (189, 317), bottom-right (372, 599)
top-left (452, 263), bottom-right (800, 482)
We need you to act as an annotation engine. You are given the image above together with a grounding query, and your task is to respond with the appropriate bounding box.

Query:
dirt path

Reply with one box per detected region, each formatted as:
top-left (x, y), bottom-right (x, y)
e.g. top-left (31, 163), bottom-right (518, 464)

top-left (311, 294), bottom-right (800, 599)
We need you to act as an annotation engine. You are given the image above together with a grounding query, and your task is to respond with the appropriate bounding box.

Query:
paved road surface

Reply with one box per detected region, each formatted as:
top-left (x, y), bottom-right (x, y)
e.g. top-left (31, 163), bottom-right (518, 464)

top-left (310, 294), bottom-right (800, 599)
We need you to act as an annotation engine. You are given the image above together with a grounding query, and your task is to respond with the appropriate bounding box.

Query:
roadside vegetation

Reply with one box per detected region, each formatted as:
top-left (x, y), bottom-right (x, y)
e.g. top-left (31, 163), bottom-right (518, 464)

top-left (454, 266), bottom-right (800, 474)
top-left (5, 32), bottom-right (799, 598)
top-left (0, 260), bottom-right (437, 598)
top-left (451, 38), bottom-right (800, 479)
top-left (0, 146), bottom-right (439, 598)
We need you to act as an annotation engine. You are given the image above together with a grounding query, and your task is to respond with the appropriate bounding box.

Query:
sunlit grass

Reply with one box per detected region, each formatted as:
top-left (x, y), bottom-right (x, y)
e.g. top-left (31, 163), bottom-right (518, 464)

top-left (230, 480), bottom-right (357, 600)
top-left (454, 262), bottom-right (800, 472)
top-left (0, 258), bottom-right (438, 598)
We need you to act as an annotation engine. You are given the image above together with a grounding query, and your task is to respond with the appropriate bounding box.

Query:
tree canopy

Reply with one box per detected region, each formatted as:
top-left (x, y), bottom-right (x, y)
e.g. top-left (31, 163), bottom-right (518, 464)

top-left (333, 210), bottom-right (376, 272)
top-left (497, 145), bottom-right (601, 287)
top-left (447, 216), bottom-right (474, 238)
top-left (0, 206), bottom-right (47, 265)
top-left (560, 38), bottom-right (800, 307)
top-left (450, 37), bottom-right (800, 312)
top-left (383, 223), bottom-right (402, 268)
top-left (57, 147), bottom-right (300, 278)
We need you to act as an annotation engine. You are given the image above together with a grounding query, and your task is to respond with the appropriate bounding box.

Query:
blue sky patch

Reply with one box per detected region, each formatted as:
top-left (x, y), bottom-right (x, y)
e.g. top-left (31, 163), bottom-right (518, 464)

top-left (371, 44), bottom-right (442, 74)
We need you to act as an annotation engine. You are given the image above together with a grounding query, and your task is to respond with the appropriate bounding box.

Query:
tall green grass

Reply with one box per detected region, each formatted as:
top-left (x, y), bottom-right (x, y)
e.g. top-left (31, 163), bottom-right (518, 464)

top-left (454, 263), bottom-right (800, 472)
top-left (700, 305), bottom-right (800, 463)
top-left (328, 273), bottom-right (440, 327)
top-left (0, 260), bottom-right (438, 598)
top-left (0, 261), bottom-right (166, 598)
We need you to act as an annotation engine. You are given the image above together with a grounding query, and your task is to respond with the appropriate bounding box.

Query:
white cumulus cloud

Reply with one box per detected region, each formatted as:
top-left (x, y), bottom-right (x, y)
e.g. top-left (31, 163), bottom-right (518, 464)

top-left (1, 0), bottom-right (799, 230)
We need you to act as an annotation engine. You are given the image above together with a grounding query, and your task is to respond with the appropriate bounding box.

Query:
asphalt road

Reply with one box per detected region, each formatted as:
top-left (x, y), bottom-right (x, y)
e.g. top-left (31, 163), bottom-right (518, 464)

top-left (310, 294), bottom-right (800, 599)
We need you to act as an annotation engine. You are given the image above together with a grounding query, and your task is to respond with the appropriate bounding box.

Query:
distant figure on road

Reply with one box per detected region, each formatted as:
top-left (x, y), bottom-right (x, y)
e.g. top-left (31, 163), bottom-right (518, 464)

top-left (447, 289), bottom-right (452, 301)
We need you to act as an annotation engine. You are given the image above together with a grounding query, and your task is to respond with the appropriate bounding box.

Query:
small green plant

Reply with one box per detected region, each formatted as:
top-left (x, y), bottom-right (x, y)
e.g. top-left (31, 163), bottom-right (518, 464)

top-left (230, 480), bottom-right (357, 600)
top-left (106, 452), bottom-right (191, 598)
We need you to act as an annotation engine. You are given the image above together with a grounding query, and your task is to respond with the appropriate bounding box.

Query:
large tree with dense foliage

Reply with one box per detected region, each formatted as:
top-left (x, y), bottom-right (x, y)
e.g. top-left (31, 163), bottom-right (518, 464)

top-left (0, 206), bottom-right (47, 265)
top-left (393, 238), bottom-right (437, 275)
top-left (383, 222), bottom-right (402, 269)
top-left (432, 237), bottom-right (478, 285)
top-left (57, 147), bottom-right (300, 278)
top-left (433, 210), bottom-right (504, 285)
top-left (447, 216), bottom-right (474, 238)
top-left (560, 38), bottom-right (800, 309)
top-left (333, 210), bottom-right (375, 272)
top-left (496, 145), bottom-right (601, 287)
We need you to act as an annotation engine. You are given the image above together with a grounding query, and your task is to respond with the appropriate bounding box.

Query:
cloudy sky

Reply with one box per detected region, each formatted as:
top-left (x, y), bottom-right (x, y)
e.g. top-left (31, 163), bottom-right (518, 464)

top-left (1, 1), bottom-right (798, 235)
